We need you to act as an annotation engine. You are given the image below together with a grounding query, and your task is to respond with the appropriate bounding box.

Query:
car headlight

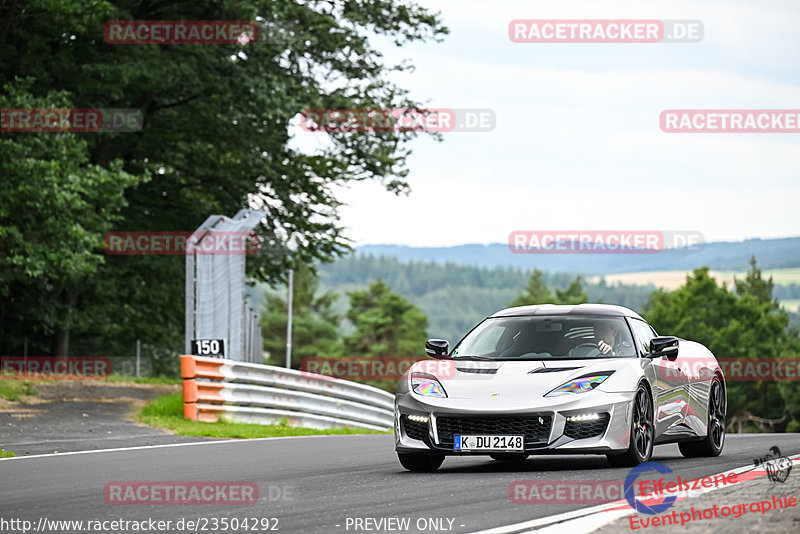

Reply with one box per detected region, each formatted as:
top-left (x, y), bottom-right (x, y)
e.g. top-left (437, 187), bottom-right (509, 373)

top-left (411, 372), bottom-right (447, 398)
top-left (545, 372), bottom-right (614, 397)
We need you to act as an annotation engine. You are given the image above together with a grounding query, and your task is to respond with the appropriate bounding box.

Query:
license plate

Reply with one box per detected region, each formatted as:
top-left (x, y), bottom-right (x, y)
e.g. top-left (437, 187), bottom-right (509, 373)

top-left (454, 435), bottom-right (524, 451)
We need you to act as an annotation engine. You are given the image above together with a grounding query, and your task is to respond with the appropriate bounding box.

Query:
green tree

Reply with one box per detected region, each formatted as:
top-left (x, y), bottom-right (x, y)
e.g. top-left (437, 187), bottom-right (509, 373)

top-left (555, 276), bottom-right (589, 305)
top-left (0, 0), bottom-right (447, 357)
top-left (643, 263), bottom-right (800, 430)
top-left (0, 83), bottom-right (142, 356)
top-left (509, 269), bottom-right (554, 307)
top-left (734, 257), bottom-right (800, 430)
top-left (342, 279), bottom-right (428, 356)
top-left (318, 255), bottom-right (655, 343)
top-left (509, 270), bottom-right (587, 307)
top-left (735, 256), bottom-right (776, 306)
top-left (260, 265), bottom-right (340, 368)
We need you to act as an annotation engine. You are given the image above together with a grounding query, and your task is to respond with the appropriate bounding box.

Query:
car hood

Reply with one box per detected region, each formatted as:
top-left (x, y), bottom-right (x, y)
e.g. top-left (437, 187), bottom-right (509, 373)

top-left (407, 358), bottom-right (640, 399)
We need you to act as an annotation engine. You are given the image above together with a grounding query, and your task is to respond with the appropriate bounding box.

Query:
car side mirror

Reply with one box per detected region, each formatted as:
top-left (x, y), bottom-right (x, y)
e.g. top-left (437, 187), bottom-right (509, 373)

top-left (425, 339), bottom-right (450, 359)
top-left (649, 336), bottom-right (679, 360)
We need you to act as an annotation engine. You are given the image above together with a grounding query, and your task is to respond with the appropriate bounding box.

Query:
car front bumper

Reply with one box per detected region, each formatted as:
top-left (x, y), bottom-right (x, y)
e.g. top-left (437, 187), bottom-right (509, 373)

top-left (394, 390), bottom-right (636, 455)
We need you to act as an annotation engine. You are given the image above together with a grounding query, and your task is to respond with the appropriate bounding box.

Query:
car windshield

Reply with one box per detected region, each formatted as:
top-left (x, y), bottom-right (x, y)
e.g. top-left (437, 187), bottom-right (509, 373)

top-left (451, 315), bottom-right (637, 360)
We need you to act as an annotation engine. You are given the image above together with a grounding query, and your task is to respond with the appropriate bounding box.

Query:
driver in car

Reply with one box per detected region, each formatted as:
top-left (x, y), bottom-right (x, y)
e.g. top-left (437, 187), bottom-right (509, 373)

top-left (596, 323), bottom-right (618, 355)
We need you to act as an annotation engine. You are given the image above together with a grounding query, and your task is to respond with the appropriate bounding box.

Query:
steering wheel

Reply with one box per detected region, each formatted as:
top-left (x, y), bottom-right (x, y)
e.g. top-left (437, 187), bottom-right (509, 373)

top-left (569, 342), bottom-right (602, 357)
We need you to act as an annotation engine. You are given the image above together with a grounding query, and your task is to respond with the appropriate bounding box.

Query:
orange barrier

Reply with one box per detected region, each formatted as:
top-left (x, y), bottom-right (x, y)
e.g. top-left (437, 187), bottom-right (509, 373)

top-left (181, 379), bottom-right (225, 403)
top-left (181, 355), bottom-right (226, 421)
top-left (183, 402), bottom-right (225, 422)
top-left (180, 354), bottom-right (225, 380)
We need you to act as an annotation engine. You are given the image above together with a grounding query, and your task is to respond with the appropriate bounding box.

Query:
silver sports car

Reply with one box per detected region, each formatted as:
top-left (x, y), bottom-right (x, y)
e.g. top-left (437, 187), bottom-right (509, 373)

top-left (394, 304), bottom-right (726, 471)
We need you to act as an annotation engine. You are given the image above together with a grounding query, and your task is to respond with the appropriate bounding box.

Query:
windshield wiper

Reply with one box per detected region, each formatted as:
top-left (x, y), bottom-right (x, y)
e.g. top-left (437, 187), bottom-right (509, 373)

top-left (452, 355), bottom-right (497, 361)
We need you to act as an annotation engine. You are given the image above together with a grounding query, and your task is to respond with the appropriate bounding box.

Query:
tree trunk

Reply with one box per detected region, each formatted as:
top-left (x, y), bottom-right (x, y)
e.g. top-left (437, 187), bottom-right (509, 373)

top-left (52, 289), bottom-right (80, 356)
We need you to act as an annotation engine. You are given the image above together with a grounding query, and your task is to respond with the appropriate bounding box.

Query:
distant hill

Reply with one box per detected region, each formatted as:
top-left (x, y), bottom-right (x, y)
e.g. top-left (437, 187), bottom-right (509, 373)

top-left (317, 255), bottom-right (657, 343)
top-left (356, 236), bottom-right (800, 275)
top-left (316, 255), bottom-right (800, 343)
top-left (314, 252), bottom-right (800, 343)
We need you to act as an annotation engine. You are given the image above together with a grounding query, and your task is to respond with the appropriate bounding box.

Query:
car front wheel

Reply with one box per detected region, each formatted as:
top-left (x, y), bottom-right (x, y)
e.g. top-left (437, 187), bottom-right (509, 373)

top-left (607, 384), bottom-right (654, 468)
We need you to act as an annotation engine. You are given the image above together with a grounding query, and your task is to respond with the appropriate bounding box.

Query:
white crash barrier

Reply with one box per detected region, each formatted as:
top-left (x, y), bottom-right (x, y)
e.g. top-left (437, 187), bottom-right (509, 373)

top-left (180, 355), bottom-right (394, 430)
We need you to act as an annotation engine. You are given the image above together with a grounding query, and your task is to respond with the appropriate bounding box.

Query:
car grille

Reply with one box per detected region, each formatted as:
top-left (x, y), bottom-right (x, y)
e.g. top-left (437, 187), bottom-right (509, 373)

top-left (564, 413), bottom-right (610, 440)
top-left (401, 416), bottom-right (429, 441)
top-left (436, 415), bottom-right (552, 447)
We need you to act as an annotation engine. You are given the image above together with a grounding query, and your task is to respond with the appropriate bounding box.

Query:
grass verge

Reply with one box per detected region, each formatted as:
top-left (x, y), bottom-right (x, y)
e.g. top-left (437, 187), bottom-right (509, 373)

top-left (0, 449), bottom-right (17, 458)
top-left (138, 392), bottom-right (390, 438)
top-left (0, 380), bottom-right (37, 401)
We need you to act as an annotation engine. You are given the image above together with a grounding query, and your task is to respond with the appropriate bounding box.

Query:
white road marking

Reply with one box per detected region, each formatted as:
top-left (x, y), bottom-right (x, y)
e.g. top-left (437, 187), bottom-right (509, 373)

top-left (0, 433), bottom-right (386, 461)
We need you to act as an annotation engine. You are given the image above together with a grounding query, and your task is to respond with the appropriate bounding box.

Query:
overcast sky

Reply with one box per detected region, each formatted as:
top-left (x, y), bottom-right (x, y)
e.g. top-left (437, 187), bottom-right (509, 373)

top-left (294, 0), bottom-right (800, 247)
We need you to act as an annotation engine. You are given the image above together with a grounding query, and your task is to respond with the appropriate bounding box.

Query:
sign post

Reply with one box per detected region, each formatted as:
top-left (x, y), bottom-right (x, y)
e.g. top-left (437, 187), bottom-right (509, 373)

top-left (285, 269), bottom-right (293, 369)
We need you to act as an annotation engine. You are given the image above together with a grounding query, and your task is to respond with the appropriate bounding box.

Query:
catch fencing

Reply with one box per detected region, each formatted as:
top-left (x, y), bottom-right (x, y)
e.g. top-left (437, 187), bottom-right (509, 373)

top-left (180, 355), bottom-right (394, 431)
top-left (184, 210), bottom-right (264, 363)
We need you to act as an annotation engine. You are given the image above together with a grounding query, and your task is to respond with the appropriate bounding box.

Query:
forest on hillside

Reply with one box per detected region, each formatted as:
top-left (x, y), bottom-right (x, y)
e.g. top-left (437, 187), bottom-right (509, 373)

top-left (312, 254), bottom-right (799, 343)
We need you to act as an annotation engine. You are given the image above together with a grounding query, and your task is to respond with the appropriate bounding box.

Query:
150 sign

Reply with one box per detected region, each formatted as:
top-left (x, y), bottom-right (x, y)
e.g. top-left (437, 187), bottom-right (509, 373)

top-left (191, 339), bottom-right (225, 358)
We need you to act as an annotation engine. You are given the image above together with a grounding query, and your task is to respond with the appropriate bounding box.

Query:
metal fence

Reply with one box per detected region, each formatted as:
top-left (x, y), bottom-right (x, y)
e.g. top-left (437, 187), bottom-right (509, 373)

top-left (184, 210), bottom-right (264, 363)
top-left (107, 355), bottom-right (153, 377)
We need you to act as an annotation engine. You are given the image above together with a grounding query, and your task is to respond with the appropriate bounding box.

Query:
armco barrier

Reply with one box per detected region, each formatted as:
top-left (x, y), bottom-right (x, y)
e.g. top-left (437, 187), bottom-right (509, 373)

top-left (180, 355), bottom-right (395, 430)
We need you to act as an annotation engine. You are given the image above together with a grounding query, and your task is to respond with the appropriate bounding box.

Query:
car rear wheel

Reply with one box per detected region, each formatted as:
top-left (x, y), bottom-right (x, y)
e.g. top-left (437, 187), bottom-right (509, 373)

top-left (490, 453), bottom-right (530, 463)
top-left (607, 384), bottom-right (654, 468)
top-left (397, 453), bottom-right (445, 472)
top-left (679, 378), bottom-right (725, 458)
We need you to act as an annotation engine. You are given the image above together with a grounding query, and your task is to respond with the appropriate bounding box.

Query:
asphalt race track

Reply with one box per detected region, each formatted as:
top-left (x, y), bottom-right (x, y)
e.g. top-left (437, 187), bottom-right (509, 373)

top-left (1, 434), bottom-right (798, 534)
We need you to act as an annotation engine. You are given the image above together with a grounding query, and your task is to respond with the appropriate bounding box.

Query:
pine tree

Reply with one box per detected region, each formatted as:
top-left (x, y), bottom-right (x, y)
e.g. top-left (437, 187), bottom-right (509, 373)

top-left (342, 279), bottom-right (428, 356)
top-left (509, 269), bottom-right (554, 306)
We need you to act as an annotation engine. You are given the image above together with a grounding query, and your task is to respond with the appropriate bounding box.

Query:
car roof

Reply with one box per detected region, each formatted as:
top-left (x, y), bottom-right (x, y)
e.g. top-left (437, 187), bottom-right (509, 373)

top-left (490, 303), bottom-right (645, 321)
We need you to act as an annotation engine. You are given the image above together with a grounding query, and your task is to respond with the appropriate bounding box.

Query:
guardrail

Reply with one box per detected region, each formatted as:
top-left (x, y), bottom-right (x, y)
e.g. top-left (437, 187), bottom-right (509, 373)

top-left (180, 355), bottom-right (395, 431)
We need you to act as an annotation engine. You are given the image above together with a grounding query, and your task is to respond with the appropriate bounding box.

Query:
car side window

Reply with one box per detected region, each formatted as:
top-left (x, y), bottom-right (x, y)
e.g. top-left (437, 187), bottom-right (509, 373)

top-left (629, 319), bottom-right (656, 355)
